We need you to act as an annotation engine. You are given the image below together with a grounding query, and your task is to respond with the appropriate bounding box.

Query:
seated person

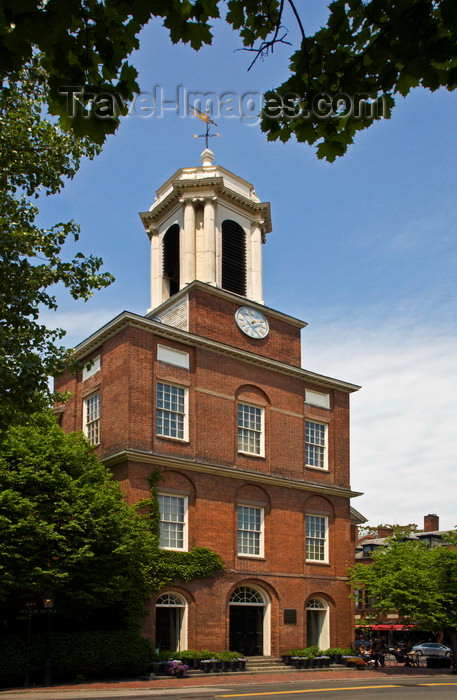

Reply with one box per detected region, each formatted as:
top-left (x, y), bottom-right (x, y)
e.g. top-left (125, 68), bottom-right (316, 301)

top-left (357, 645), bottom-right (371, 662)
top-left (393, 647), bottom-right (410, 666)
top-left (369, 646), bottom-right (385, 668)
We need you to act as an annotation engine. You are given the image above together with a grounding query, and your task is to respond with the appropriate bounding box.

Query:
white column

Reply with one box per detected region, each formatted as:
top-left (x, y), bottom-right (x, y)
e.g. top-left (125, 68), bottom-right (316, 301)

top-left (148, 228), bottom-right (162, 311)
top-left (181, 199), bottom-right (196, 287)
top-left (203, 198), bottom-right (216, 285)
top-left (251, 221), bottom-right (264, 303)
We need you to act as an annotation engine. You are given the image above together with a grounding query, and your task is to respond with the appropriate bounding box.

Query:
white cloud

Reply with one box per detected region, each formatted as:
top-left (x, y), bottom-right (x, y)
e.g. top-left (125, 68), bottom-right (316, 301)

top-left (302, 318), bottom-right (457, 532)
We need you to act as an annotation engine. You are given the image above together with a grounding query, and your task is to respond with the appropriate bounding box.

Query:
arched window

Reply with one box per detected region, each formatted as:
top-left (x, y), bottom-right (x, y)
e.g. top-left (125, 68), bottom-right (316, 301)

top-left (163, 223), bottom-right (180, 296)
top-left (230, 586), bottom-right (265, 605)
top-left (222, 220), bottom-right (246, 295)
top-left (306, 598), bottom-right (327, 609)
top-left (156, 593), bottom-right (186, 607)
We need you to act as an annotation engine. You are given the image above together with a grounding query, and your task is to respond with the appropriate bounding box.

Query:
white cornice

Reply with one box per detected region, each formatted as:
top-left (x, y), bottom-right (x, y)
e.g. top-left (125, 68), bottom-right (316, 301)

top-left (71, 309), bottom-right (360, 393)
top-left (139, 175), bottom-right (272, 235)
top-left (350, 506), bottom-right (368, 524)
top-left (102, 449), bottom-right (362, 500)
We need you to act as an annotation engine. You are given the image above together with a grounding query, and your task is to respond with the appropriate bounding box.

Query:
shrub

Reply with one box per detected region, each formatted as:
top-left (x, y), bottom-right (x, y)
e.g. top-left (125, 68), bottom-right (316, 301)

top-left (0, 630), bottom-right (153, 687)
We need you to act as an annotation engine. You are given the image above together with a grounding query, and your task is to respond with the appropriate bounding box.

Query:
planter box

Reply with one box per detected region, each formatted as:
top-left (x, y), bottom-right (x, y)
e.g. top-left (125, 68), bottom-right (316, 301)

top-left (426, 657), bottom-right (451, 668)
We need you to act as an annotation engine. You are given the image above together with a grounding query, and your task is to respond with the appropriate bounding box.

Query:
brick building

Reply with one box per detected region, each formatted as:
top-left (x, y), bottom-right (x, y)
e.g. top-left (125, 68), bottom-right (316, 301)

top-left (55, 149), bottom-right (362, 656)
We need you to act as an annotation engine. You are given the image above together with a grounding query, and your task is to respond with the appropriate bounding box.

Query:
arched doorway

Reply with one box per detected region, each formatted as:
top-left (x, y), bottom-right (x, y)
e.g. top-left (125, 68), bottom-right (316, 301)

top-left (155, 592), bottom-right (187, 652)
top-left (306, 597), bottom-right (329, 649)
top-left (229, 585), bottom-right (270, 656)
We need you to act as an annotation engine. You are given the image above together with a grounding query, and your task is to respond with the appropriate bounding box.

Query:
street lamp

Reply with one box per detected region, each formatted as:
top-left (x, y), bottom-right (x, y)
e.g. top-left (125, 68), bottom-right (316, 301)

top-left (43, 592), bottom-right (54, 610)
top-left (43, 591), bottom-right (54, 686)
top-left (24, 601), bottom-right (36, 687)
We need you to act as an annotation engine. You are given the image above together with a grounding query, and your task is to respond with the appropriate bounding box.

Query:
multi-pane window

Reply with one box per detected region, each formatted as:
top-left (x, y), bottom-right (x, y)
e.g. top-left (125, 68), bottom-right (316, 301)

top-left (238, 403), bottom-right (263, 455)
top-left (156, 382), bottom-right (187, 439)
top-left (305, 420), bottom-right (327, 469)
top-left (238, 505), bottom-right (264, 556)
top-left (158, 494), bottom-right (187, 550)
top-left (84, 393), bottom-right (100, 445)
top-left (306, 514), bottom-right (328, 562)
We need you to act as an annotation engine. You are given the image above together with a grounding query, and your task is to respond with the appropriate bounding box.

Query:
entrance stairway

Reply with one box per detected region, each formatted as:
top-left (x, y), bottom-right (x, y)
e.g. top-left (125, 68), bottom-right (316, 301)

top-left (244, 656), bottom-right (295, 673)
top-left (185, 657), bottom-right (297, 677)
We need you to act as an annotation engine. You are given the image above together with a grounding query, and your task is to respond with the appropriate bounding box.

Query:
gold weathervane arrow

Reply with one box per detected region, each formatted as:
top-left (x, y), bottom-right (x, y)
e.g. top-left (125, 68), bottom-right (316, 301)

top-left (189, 106), bottom-right (221, 149)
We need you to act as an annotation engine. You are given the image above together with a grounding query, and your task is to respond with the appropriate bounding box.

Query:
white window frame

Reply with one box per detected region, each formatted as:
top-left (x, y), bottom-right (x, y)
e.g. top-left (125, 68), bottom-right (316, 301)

top-left (83, 392), bottom-right (100, 446)
top-left (306, 514), bottom-right (328, 563)
top-left (158, 493), bottom-right (188, 551)
top-left (237, 403), bottom-right (264, 457)
top-left (237, 504), bottom-right (264, 557)
top-left (156, 382), bottom-right (188, 441)
top-left (305, 420), bottom-right (328, 470)
top-left (306, 597), bottom-right (330, 649)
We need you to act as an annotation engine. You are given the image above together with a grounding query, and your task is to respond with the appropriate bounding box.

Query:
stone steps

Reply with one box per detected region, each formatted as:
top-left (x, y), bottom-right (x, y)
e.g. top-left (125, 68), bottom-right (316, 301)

top-left (185, 657), bottom-right (299, 677)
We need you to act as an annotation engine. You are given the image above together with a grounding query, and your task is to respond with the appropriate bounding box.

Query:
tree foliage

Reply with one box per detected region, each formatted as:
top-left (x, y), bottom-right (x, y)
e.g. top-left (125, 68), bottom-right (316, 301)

top-left (1, 1), bottom-right (456, 158)
top-left (0, 412), bottom-right (157, 626)
top-left (0, 61), bottom-right (113, 430)
top-left (261, 0), bottom-right (457, 160)
top-left (348, 533), bottom-right (457, 653)
top-left (0, 413), bottom-right (224, 630)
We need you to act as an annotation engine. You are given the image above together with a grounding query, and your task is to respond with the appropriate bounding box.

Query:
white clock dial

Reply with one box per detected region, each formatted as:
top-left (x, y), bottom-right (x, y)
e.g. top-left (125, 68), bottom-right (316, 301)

top-left (235, 306), bottom-right (269, 339)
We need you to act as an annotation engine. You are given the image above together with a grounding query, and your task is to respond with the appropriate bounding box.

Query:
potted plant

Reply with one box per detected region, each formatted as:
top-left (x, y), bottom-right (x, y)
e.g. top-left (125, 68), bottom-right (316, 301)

top-left (200, 658), bottom-right (218, 673)
top-left (166, 660), bottom-right (189, 677)
top-left (238, 657), bottom-right (247, 671)
top-left (324, 648), bottom-right (345, 664)
top-left (291, 656), bottom-right (303, 669)
top-left (344, 655), bottom-right (357, 667)
top-left (281, 651), bottom-right (293, 665)
top-left (215, 651), bottom-right (239, 671)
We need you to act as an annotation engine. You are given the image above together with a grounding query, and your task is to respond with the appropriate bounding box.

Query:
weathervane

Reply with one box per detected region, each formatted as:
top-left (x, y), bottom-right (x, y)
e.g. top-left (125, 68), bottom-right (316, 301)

top-left (189, 106), bottom-right (221, 149)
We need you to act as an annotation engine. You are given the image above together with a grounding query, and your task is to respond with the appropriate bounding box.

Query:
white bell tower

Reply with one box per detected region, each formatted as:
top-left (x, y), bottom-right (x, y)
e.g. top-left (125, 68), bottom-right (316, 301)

top-left (139, 149), bottom-right (271, 312)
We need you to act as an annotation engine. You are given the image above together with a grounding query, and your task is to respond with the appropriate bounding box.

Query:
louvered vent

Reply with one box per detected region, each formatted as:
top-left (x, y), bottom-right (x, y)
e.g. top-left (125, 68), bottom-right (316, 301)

top-left (158, 296), bottom-right (188, 330)
top-left (163, 224), bottom-right (180, 296)
top-left (222, 220), bottom-right (246, 295)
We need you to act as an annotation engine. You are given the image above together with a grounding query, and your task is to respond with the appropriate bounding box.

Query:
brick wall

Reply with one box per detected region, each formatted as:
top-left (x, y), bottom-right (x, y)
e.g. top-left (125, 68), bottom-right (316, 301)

top-left (112, 459), bottom-right (354, 653)
top-left (55, 293), bottom-right (356, 654)
top-left (189, 288), bottom-right (303, 366)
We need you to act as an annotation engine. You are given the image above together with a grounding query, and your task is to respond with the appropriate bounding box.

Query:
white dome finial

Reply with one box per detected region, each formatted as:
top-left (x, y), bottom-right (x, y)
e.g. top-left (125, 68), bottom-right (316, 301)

top-left (201, 148), bottom-right (214, 167)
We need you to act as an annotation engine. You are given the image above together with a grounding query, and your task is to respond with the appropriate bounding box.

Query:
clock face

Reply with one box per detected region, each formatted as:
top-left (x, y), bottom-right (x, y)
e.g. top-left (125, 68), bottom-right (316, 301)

top-left (235, 306), bottom-right (269, 339)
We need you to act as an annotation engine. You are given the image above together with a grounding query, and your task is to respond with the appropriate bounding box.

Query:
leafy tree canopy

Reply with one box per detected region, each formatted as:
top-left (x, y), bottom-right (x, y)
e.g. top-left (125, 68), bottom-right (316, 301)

top-left (0, 61), bottom-right (113, 430)
top-left (348, 532), bottom-right (457, 654)
top-left (1, 1), bottom-right (456, 158)
top-left (0, 413), bottom-right (224, 629)
top-left (0, 412), bottom-right (157, 627)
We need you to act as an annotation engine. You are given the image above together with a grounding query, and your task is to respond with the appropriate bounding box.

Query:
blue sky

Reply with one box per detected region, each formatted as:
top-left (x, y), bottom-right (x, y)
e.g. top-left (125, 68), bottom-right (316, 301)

top-left (38, 5), bottom-right (457, 531)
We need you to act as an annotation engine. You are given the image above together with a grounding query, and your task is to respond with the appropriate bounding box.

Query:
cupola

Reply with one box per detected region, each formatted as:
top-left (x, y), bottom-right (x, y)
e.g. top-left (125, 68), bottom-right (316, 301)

top-left (139, 149), bottom-right (272, 311)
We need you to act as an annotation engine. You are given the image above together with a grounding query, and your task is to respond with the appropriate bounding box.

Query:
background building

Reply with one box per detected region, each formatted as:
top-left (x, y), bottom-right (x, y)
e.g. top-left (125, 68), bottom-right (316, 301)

top-left (55, 150), bottom-right (362, 655)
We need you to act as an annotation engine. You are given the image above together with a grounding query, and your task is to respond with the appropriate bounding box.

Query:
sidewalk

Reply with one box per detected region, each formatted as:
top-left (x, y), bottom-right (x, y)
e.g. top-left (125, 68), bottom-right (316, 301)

top-left (1, 664), bottom-right (454, 697)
